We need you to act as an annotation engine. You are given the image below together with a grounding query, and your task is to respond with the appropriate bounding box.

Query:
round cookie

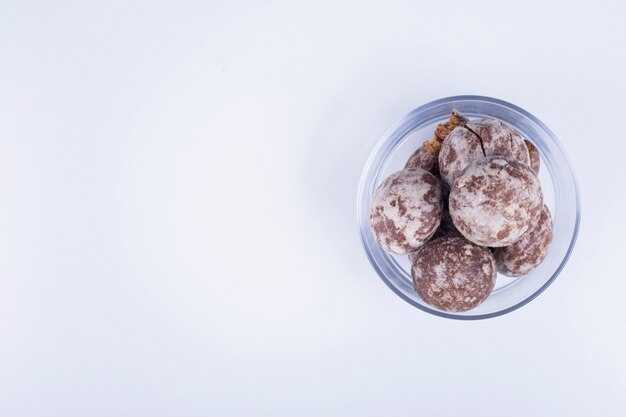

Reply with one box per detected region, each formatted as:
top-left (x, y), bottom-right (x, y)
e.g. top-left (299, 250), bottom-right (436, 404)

top-left (439, 119), bottom-right (531, 186)
top-left (449, 156), bottom-right (543, 247)
top-left (411, 236), bottom-right (497, 312)
top-left (525, 139), bottom-right (540, 174)
top-left (493, 205), bottom-right (553, 277)
top-left (369, 169), bottom-right (443, 254)
top-left (404, 145), bottom-right (438, 173)
top-left (438, 126), bottom-right (484, 187)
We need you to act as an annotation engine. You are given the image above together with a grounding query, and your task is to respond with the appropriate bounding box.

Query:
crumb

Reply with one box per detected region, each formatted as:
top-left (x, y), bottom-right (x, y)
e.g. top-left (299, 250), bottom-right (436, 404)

top-left (422, 109), bottom-right (468, 157)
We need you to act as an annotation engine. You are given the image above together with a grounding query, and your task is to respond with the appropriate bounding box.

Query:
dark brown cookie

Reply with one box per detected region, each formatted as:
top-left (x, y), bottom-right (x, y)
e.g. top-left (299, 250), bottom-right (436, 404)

top-left (369, 169), bottom-right (443, 254)
top-left (525, 139), bottom-right (540, 174)
top-left (411, 236), bottom-right (497, 312)
top-left (439, 118), bottom-right (531, 186)
top-left (493, 205), bottom-right (553, 276)
top-left (449, 156), bottom-right (543, 247)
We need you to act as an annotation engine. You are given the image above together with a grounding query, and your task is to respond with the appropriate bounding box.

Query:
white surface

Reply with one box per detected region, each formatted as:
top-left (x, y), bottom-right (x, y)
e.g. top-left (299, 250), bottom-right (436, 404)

top-left (1, 1), bottom-right (625, 416)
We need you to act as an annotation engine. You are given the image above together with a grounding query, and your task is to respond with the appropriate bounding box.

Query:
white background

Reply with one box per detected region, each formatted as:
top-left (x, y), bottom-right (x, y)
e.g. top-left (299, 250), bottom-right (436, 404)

top-left (1, 1), bottom-right (626, 416)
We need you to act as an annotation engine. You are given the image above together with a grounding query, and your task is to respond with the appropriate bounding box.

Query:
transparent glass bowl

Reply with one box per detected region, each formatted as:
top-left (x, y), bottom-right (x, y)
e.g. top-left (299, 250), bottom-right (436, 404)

top-left (357, 96), bottom-right (581, 319)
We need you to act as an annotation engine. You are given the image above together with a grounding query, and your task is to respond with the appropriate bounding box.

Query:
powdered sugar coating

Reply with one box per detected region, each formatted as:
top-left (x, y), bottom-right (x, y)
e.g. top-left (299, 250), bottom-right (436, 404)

top-left (438, 126), bottom-right (484, 187)
top-left (468, 118), bottom-right (530, 165)
top-left (404, 145), bottom-right (438, 173)
top-left (369, 169), bottom-right (443, 254)
top-left (493, 205), bottom-right (553, 276)
top-left (439, 119), bottom-right (531, 186)
top-left (411, 236), bottom-right (497, 312)
top-left (407, 208), bottom-right (460, 266)
top-left (449, 156), bottom-right (543, 247)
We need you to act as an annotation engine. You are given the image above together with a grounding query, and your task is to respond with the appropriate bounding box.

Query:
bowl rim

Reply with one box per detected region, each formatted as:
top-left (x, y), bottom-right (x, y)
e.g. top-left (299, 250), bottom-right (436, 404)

top-left (356, 95), bottom-right (581, 320)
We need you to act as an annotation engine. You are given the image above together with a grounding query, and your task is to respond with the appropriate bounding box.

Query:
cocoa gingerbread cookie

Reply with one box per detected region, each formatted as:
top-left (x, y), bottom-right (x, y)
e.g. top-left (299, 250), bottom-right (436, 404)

top-left (449, 156), bottom-right (543, 247)
top-left (411, 236), bottom-right (497, 312)
top-left (369, 168), bottom-right (443, 254)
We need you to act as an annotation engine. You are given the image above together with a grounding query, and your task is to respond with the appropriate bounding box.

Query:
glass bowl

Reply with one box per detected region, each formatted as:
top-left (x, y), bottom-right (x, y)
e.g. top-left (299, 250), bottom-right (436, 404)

top-left (357, 96), bottom-right (581, 319)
